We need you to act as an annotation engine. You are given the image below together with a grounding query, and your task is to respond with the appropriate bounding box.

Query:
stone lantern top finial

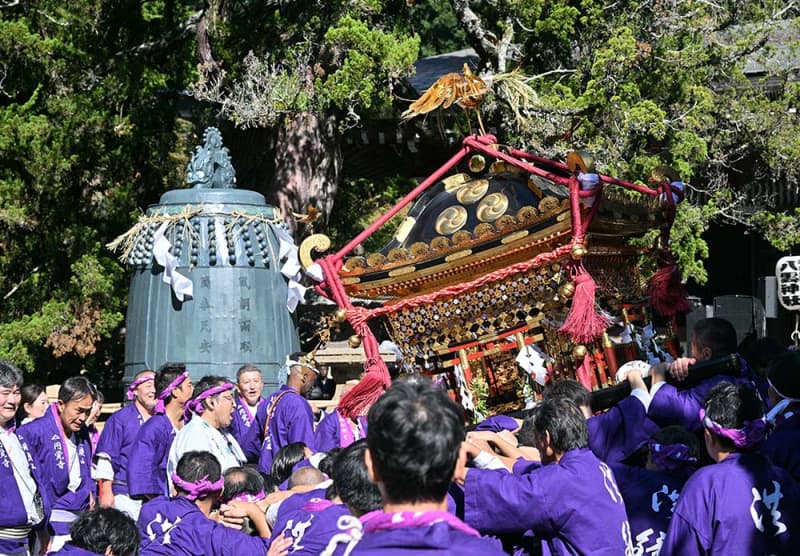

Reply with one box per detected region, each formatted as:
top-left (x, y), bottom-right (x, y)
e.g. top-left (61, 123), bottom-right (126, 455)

top-left (186, 127), bottom-right (237, 189)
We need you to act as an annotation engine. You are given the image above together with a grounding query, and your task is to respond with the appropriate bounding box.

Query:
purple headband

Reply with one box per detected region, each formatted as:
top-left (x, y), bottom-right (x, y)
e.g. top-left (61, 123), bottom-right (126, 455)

top-left (127, 374), bottom-right (155, 401)
top-left (171, 473), bottom-right (224, 501)
top-left (647, 441), bottom-right (697, 473)
top-left (154, 371), bottom-right (189, 414)
top-left (184, 383), bottom-right (234, 417)
top-left (699, 408), bottom-right (767, 449)
top-left (224, 489), bottom-right (266, 504)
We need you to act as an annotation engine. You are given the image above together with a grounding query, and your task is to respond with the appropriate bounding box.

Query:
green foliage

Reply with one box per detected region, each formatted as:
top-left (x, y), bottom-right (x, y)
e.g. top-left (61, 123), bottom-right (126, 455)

top-left (752, 208), bottom-right (800, 252)
top-left (0, 1), bottom-right (197, 379)
top-left (327, 175), bottom-right (416, 253)
top-left (319, 15), bottom-right (420, 114)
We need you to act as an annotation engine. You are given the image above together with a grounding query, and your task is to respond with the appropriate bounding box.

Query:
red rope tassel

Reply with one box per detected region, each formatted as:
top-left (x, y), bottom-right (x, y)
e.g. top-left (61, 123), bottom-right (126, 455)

top-left (647, 252), bottom-right (690, 317)
top-left (575, 353), bottom-right (594, 391)
top-left (338, 360), bottom-right (391, 419)
top-left (559, 266), bottom-right (609, 344)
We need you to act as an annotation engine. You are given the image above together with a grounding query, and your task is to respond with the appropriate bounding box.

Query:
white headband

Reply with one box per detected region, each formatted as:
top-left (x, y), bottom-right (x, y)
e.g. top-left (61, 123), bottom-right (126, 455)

top-left (766, 378), bottom-right (800, 423)
top-left (285, 355), bottom-right (318, 375)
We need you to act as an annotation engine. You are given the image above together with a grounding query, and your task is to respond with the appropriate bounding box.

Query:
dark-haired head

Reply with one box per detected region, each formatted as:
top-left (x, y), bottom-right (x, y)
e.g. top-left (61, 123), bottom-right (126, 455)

top-left (333, 439), bottom-right (382, 517)
top-left (367, 377), bottom-right (465, 505)
top-left (529, 398), bottom-right (588, 464)
top-left (766, 351), bottom-right (800, 408)
top-left (702, 382), bottom-right (765, 456)
top-left (175, 451), bottom-right (222, 500)
top-left (259, 472), bottom-right (280, 494)
top-left (155, 362), bottom-right (189, 404)
top-left (57, 377), bottom-right (96, 433)
top-left (270, 442), bottom-right (308, 485)
top-left (58, 376), bottom-right (96, 404)
top-left (318, 448), bottom-right (342, 478)
top-left (16, 382), bottom-right (47, 422)
top-left (0, 360), bottom-right (23, 390)
top-left (542, 380), bottom-right (591, 417)
top-left (69, 507), bottom-right (140, 556)
top-left (222, 466), bottom-right (264, 503)
top-left (691, 318), bottom-right (738, 361)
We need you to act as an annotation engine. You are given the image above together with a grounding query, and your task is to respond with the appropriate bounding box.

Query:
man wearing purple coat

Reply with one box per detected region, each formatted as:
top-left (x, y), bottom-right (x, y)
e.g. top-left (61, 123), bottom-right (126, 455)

top-left (459, 397), bottom-right (633, 555)
top-left (127, 363), bottom-right (193, 501)
top-left (350, 378), bottom-right (505, 555)
top-left (611, 425), bottom-right (699, 556)
top-left (93, 369), bottom-right (156, 519)
top-left (228, 364), bottom-right (266, 463)
top-left (648, 317), bottom-right (755, 432)
top-left (49, 507), bottom-right (139, 556)
top-left (256, 353), bottom-right (318, 473)
top-left (543, 370), bottom-right (658, 464)
top-left (272, 439), bottom-right (383, 555)
top-left (137, 450), bottom-right (289, 556)
top-left (314, 408), bottom-right (367, 453)
top-left (18, 376), bottom-right (97, 552)
top-left (0, 360), bottom-right (49, 556)
top-left (761, 351), bottom-right (800, 481)
top-left (664, 381), bottom-right (800, 554)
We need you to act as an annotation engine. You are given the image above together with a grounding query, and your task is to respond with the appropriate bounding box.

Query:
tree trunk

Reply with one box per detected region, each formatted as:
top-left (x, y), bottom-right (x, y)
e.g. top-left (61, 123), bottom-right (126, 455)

top-left (269, 112), bottom-right (342, 234)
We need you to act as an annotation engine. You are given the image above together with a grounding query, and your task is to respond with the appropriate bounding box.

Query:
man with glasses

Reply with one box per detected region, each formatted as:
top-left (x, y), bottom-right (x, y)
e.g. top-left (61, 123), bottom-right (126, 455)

top-left (256, 352), bottom-right (318, 473)
top-left (167, 375), bottom-right (246, 486)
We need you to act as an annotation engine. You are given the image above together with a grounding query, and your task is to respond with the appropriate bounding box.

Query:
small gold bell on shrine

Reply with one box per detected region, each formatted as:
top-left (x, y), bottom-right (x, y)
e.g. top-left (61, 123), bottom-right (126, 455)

top-left (468, 154), bottom-right (487, 173)
top-left (348, 335), bottom-right (362, 349)
top-left (559, 282), bottom-right (576, 298)
top-left (333, 308), bottom-right (348, 323)
top-left (572, 344), bottom-right (588, 359)
top-left (570, 243), bottom-right (588, 260)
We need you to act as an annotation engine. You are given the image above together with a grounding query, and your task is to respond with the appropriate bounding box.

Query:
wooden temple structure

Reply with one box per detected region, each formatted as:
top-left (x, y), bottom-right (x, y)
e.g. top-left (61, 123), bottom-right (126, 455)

top-left (300, 134), bottom-right (688, 420)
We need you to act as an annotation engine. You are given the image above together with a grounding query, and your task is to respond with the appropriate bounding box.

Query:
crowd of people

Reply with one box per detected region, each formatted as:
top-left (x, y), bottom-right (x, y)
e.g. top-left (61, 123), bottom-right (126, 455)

top-left (0, 317), bottom-right (799, 555)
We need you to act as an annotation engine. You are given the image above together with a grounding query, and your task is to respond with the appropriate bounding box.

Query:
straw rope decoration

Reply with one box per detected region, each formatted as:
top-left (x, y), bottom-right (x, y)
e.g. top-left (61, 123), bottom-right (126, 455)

top-left (107, 204), bottom-right (284, 264)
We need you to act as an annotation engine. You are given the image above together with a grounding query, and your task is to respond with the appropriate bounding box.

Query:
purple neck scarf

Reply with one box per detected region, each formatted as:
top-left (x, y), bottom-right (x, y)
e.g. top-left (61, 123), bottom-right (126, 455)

top-left (224, 489), bottom-right (266, 504)
top-left (700, 408), bottom-right (767, 449)
top-left (303, 497), bottom-right (336, 513)
top-left (171, 473), bottom-right (224, 501)
top-left (360, 510), bottom-right (480, 537)
top-left (647, 441), bottom-right (697, 474)
top-left (337, 412), bottom-right (365, 448)
top-left (184, 383), bottom-right (233, 420)
top-left (127, 374), bottom-right (154, 401)
top-left (154, 371), bottom-right (189, 414)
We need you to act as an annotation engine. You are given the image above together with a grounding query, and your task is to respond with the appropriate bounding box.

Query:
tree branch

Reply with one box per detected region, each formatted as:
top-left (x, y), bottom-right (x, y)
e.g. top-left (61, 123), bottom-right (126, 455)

top-left (452, 0), bottom-right (499, 67)
top-left (110, 10), bottom-right (203, 60)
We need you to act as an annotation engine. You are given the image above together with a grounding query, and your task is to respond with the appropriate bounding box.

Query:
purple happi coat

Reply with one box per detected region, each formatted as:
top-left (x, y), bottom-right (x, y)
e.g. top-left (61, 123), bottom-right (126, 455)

top-left (464, 448), bottom-right (633, 555)
top-left (474, 415), bottom-right (519, 433)
top-left (273, 488), bottom-right (328, 535)
top-left (273, 498), bottom-right (359, 556)
top-left (95, 404), bottom-right (148, 496)
top-left (314, 409), bottom-right (367, 454)
top-left (611, 464), bottom-right (687, 556)
top-left (17, 406), bottom-right (93, 536)
top-left (127, 414), bottom-right (175, 498)
top-left (588, 395), bottom-right (660, 464)
top-left (760, 411), bottom-right (800, 482)
top-left (48, 544), bottom-right (104, 555)
top-left (228, 395), bottom-right (264, 463)
top-left (0, 429), bottom-right (50, 555)
top-left (137, 496), bottom-right (272, 556)
top-left (351, 510), bottom-right (506, 555)
top-left (664, 452), bottom-right (800, 555)
top-left (256, 385), bottom-right (316, 473)
top-left (648, 365), bottom-right (756, 433)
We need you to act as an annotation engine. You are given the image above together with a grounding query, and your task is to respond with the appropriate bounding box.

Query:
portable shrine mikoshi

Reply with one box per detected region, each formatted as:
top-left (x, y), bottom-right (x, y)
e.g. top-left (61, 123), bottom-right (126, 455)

top-left (301, 134), bottom-right (689, 419)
